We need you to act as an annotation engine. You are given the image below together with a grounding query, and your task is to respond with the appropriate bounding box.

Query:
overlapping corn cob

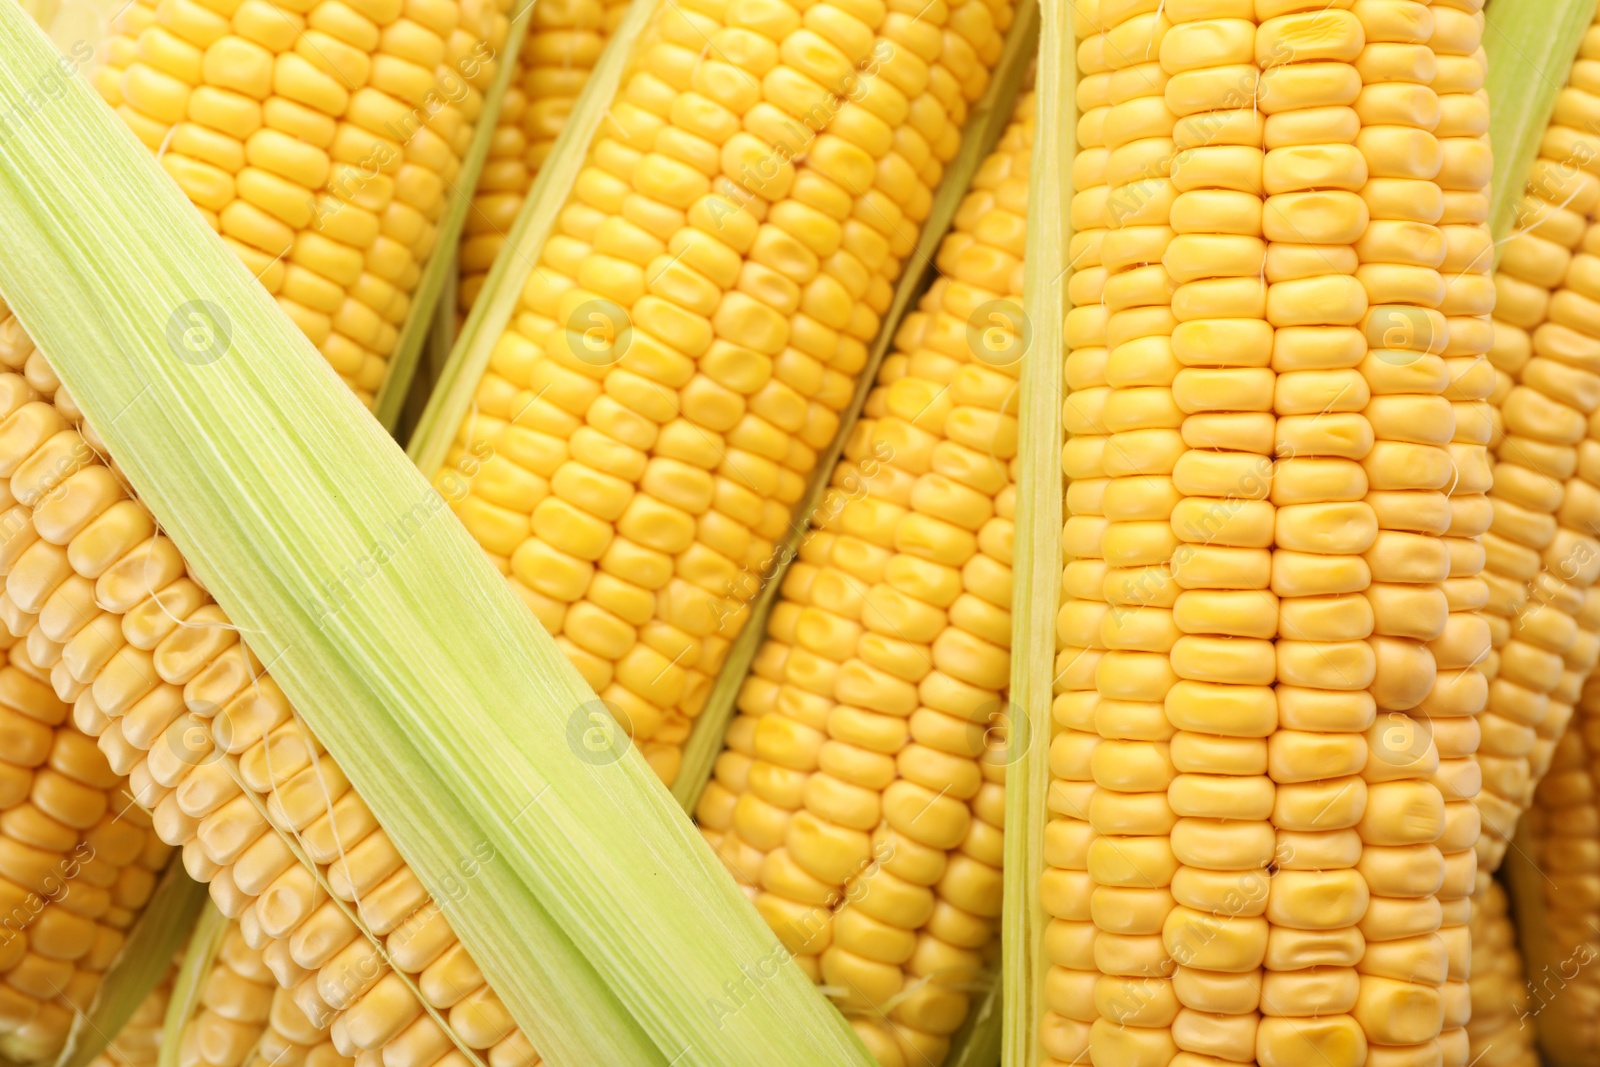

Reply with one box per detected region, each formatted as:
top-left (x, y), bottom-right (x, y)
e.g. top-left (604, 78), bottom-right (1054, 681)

top-left (437, 0), bottom-right (1015, 784)
top-left (695, 90), bottom-right (1030, 1067)
top-left (0, 619), bottom-right (171, 1060)
top-left (1465, 875), bottom-right (1538, 1067)
top-left (1043, 1), bottom-right (1493, 1063)
top-left (89, 959), bottom-right (176, 1067)
top-left (0, 313), bottom-right (538, 1067)
top-left (1514, 668), bottom-right (1600, 1065)
top-left (90, 0), bottom-right (510, 407)
top-left (456, 0), bottom-right (629, 317)
top-left (1476, 7), bottom-right (1600, 871)
top-left (175, 920), bottom-right (350, 1067)
top-left (1036, 2), bottom-right (1104, 1061)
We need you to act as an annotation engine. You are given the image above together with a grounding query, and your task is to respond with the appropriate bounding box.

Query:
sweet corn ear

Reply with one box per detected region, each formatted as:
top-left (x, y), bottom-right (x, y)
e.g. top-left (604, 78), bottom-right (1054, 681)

top-left (697, 89), bottom-right (1031, 1065)
top-left (420, 0), bottom-right (1021, 789)
top-left (0, 15), bottom-right (888, 1058)
top-left (90, 0), bottom-right (512, 408)
top-left (0, 325), bottom-right (549, 1067)
top-left (1042, 0), bottom-right (1492, 1063)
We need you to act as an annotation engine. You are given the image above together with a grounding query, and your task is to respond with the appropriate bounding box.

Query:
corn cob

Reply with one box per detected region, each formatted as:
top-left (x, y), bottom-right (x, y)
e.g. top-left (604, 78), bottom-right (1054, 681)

top-left (1042, 1), bottom-right (1493, 1062)
top-left (456, 0), bottom-right (630, 317)
top-left (1475, 6), bottom-right (1600, 872)
top-left (695, 89), bottom-right (1030, 1066)
top-left (1036, 2), bottom-right (1106, 1062)
top-left (175, 920), bottom-right (351, 1067)
top-left (89, 958), bottom-right (177, 1067)
top-left (1464, 874), bottom-right (1538, 1067)
top-left (0, 619), bottom-right (172, 1060)
top-left (1513, 668), bottom-right (1600, 1066)
top-left (434, 0), bottom-right (1015, 785)
top-left (0, 316), bottom-right (541, 1067)
top-left (89, 0), bottom-right (510, 408)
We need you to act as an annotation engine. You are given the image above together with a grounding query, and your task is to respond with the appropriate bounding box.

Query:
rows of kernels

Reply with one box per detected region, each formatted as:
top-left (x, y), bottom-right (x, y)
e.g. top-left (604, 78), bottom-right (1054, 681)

top-left (1348, 2), bottom-right (1454, 1060)
top-left (92, 0), bottom-right (159, 101)
top-left (1464, 875), bottom-right (1537, 1067)
top-left (89, 958), bottom-right (176, 1067)
top-left (1243, 0), bottom-right (1381, 1054)
top-left (695, 97), bottom-right (1031, 1067)
top-left (1521, 673), bottom-right (1600, 1066)
top-left (1080, 0), bottom-right (1187, 1059)
top-left (457, 0), bottom-right (630, 316)
top-left (1474, 8), bottom-right (1600, 871)
top-left (1426, 5), bottom-right (1493, 1063)
top-left (89, 0), bottom-right (508, 407)
top-left (0, 452), bottom-right (174, 1067)
top-left (1037, 3), bottom-right (1104, 1063)
top-left (177, 920), bottom-right (351, 1067)
top-left (0, 321), bottom-right (537, 1067)
top-left (440, 0), bottom-right (1014, 786)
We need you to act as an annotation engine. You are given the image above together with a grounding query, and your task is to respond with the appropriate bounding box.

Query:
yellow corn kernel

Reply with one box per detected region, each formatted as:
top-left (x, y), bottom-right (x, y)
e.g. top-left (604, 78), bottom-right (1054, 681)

top-left (91, 0), bottom-right (506, 407)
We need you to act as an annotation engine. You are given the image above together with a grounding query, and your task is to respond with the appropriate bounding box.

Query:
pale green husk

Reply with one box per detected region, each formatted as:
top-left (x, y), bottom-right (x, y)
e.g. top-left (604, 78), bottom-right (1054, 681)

top-left (1003, 1), bottom-right (1071, 1064)
top-left (0, 5), bottom-right (872, 1064)
top-left (154, 904), bottom-right (230, 1067)
top-left (50, 866), bottom-right (207, 1067)
top-left (1484, 0), bottom-right (1598, 251)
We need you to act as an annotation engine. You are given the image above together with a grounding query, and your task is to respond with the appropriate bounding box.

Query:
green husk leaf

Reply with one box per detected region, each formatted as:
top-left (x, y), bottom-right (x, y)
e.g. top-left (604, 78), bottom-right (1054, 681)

top-left (1004, 1), bottom-right (1072, 1064)
top-left (0, 6), bottom-right (872, 1065)
top-left (406, 0), bottom-right (657, 475)
top-left (371, 1), bottom-right (532, 431)
top-left (155, 904), bottom-right (230, 1067)
top-left (50, 864), bottom-right (207, 1067)
top-left (673, 0), bottom-right (1042, 811)
top-left (1484, 0), bottom-right (1597, 252)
